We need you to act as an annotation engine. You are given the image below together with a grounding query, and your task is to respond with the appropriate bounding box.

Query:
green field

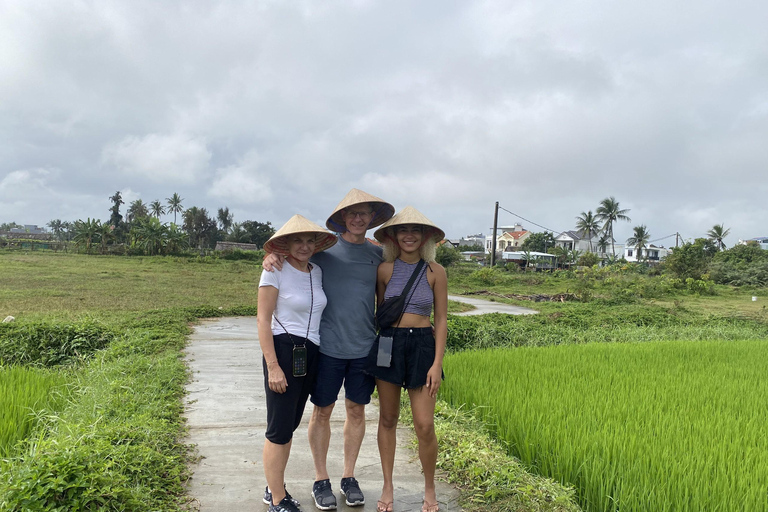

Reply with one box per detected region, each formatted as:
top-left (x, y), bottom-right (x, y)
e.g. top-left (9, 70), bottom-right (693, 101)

top-left (442, 341), bottom-right (768, 511)
top-left (3, 251), bottom-right (768, 511)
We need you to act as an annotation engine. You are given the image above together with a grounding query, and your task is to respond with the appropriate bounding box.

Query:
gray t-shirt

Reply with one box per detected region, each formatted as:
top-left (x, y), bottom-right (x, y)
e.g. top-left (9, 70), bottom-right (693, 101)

top-left (311, 235), bottom-right (382, 359)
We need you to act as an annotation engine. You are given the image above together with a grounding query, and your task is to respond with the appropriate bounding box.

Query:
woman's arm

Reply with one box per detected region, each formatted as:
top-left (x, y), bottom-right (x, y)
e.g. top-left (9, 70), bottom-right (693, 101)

top-left (426, 263), bottom-right (448, 398)
top-left (257, 285), bottom-right (288, 393)
top-left (376, 262), bottom-right (394, 306)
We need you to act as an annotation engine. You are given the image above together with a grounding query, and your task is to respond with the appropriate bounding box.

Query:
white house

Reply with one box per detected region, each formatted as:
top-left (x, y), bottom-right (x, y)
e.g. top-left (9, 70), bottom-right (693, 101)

top-left (624, 244), bottom-right (670, 263)
top-left (485, 224), bottom-right (530, 253)
top-left (554, 229), bottom-right (612, 256)
top-left (739, 237), bottom-right (768, 250)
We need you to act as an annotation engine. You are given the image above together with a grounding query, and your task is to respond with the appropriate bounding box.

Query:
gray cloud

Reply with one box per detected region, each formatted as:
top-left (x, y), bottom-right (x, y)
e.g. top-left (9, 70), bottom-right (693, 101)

top-left (2, 0), bottom-right (767, 247)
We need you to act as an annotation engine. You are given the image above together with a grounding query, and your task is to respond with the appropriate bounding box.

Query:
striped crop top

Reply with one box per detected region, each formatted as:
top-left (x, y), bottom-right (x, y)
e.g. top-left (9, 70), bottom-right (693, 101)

top-left (383, 259), bottom-right (433, 317)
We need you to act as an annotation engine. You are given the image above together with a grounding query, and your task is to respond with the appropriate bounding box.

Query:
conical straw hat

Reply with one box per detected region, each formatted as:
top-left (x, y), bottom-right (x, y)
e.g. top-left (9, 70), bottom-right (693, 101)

top-left (373, 206), bottom-right (445, 243)
top-left (326, 188), bottom-right (395, 233)
top-left (264, 214), bottom-right (338, 256)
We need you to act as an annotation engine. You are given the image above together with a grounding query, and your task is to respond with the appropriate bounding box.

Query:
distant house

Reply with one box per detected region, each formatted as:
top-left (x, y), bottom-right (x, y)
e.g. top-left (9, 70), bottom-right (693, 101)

top-left (485, 224), bottom-right (530, 253)
top-left (739, 237), bottom-right (768, 250)
top-left (624, 244), bottom-right (670, 263)
top-left (554, 230), bottom-right (603, 254)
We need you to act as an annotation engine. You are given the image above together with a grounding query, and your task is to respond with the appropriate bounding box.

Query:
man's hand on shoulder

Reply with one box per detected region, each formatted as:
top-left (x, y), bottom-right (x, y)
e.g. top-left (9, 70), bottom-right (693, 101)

top-left (262, 252), bottom-right (284, 272)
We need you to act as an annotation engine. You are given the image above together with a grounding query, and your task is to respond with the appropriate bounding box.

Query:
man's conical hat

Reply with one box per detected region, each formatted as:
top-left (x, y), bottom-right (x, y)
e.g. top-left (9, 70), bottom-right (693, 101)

top-left (326, 188), bottom-right (395, 233)
top-left (264, 214), bottom-right (338, 256)
top-left (373, 206), bottom-right (445, 243)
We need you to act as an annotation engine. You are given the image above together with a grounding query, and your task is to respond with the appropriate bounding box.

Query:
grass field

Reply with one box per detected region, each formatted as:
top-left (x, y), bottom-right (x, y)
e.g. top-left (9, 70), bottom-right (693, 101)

top-left (442, 341), bottom-right (768, 511)
top-left (3, 251), bottom-right (768, 511)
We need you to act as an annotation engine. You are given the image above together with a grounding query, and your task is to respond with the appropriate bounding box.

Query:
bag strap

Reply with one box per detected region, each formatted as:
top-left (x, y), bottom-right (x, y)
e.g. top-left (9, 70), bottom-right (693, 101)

top-left (274, 267), bottom-right (313, 346)
top-left (392, 259), bottom-right (426, 328)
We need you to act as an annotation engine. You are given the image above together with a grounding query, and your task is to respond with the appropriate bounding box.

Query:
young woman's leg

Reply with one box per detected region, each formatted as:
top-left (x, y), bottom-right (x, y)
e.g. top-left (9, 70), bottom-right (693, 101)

top-left (376, 379), bottom-right (401, 510)
top-left (408, 386), bottom-right (438, 507)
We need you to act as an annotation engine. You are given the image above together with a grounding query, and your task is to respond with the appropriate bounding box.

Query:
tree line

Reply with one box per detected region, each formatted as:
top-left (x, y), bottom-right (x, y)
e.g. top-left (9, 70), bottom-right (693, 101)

top-left (42, 191), bottom-right (275, 256)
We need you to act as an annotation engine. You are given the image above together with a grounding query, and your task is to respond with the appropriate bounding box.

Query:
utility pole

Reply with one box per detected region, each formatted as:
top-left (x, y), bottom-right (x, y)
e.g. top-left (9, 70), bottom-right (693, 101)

top-left (676, 232), bottom-right (680, 247)
top-left (491, 201), bottom-right (499, 267)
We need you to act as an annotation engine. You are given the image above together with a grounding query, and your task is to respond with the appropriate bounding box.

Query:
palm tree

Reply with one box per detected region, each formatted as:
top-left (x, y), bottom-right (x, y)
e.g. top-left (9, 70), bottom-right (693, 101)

top-left (626, 225), bottom-right (651, 262)
top-left (575, 211), bottom-right (600, 252)
top-left (217, 207), bottom-right (233, 233)
top-left (150, 200), bottom-right (166, 219)
top-left (165, 223), bottom-right (190, 254)
top-left (47, 219), bottom-right (64, 241)
top-left (227, 222), bottom-right (250, 243)
top-left (706, 224), bottom-right (730, 250)
top-left (73, 218), bottom-right (101, 253)
top-left (166, 193), bottom-right (184, 224)
top-left (596, 197), bottom-right (631, 257)
top-left (596, 233), bottom-right (610, 256)
top-left (126, 199), bottom-right (149, 223)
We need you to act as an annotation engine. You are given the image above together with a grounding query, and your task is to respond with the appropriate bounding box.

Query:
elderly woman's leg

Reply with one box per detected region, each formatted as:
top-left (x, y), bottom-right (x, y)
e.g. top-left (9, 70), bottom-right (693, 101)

top-left (263, 438), bottom-right (292, 505)
top-left (376, 379), bottom-right (401, 511)
top-left (408, 387), bottom-right (438, 509)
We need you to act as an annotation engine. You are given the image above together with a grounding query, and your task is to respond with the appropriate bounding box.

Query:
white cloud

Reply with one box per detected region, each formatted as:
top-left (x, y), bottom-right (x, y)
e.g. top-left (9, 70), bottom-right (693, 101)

top-left (101, 133), bottom-right (211, 184)
top-left (209, 151), bottom-right (272, 205)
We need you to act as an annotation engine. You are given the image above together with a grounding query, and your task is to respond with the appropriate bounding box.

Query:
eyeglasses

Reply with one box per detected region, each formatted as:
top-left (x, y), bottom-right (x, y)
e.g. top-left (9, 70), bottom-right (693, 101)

top-left (345, 210), bottom-right (373, 219)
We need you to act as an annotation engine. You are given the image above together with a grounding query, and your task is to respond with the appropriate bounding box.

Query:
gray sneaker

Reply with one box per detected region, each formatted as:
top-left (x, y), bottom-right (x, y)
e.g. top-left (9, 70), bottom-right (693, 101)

top-left (340, 477), bottom-right (365, 507)
top-left (311, 479), bottom-right (337, 510)
top-left (268, 495), bottom-right (303, 512)
top-left (264, 485), bottom-right (301, 508)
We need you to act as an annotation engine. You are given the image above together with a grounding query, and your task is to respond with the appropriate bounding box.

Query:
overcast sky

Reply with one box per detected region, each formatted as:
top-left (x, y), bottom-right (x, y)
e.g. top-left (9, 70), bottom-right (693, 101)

top-left (2, 0), bottom-right (766, 247)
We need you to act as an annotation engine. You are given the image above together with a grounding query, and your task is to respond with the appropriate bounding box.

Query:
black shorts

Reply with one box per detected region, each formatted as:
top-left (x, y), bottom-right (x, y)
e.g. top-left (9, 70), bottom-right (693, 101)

top-left (263, 333), bottom-right (320, 445)
top-left (365, 327), bottom-right (439, 389)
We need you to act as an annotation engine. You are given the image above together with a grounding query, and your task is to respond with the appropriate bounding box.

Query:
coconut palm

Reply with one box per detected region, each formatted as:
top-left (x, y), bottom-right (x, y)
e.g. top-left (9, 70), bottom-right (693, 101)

top-left (150, 200), bottom-right (166, 219)
top-left (217, 207), bottom-right (233, 233)
top-left (575, 210), bottom-right (600, 252)
top-left (596, 197), bottom-right (631, 257)
top-left (126, 199), bottom-right (149, 223)
top-left (47, 219), bottom-right (64, 241)
top-left (626, 225), bottom-right (651, 262)
top-left (706, 224), bottom-right (730, 250)
top-left (227, 222), bottom-right (250, 243)
top-left (166, 193), bottom-right (184, 224)
top-left (596, 233), bottom-right (610, 256)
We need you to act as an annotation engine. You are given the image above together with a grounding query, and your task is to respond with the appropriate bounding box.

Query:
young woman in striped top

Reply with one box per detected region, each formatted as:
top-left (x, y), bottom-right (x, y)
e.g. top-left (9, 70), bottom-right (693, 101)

top-left (366, 206), bottom-right (448, 512)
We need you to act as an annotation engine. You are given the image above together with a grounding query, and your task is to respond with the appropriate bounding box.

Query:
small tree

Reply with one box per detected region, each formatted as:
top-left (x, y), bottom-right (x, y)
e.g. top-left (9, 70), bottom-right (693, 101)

top-left (435, 244), bottom-right (461, 267)
top-left (706, 224), bottom-right (730, 251)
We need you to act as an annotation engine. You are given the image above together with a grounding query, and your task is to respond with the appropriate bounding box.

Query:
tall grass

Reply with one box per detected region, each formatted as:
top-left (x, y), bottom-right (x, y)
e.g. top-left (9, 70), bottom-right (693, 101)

top-left (442, 340), bottom-right (768, 512)
top-left (0, 366), bottom-right (70, 457)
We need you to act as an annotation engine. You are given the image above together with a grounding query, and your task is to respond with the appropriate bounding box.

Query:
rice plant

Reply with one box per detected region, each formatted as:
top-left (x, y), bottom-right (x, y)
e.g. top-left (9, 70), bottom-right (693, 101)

top-left (0, 366), bottom-right (69, 457)
top-left (442, 340), bottom-right (768, 512)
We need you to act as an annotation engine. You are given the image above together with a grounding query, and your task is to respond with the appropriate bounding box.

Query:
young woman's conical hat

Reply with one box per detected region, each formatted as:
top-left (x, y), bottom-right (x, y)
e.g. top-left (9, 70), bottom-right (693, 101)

top-left (326, 188), bottom-right (395, 233)
top-left (373, 206), bottom-right (445, 243)
top-left (264, 215), bottom-right (338, 256)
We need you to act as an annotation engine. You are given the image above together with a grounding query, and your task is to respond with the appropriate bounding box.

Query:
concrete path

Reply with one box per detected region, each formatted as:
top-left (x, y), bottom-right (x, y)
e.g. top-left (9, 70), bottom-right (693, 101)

top-left (184, 317), bottom-right (462, 512)
top-left (448, 295), bottom-right (538, 316)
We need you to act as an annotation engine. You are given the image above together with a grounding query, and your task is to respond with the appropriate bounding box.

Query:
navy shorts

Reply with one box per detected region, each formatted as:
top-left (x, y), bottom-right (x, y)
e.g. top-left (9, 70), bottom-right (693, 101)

top-left (310, 353), bottom-right (375, 407)
top-left (366, 327), bottom-right (439, 389)
top-left (264, 334), bottom-right (320, 445)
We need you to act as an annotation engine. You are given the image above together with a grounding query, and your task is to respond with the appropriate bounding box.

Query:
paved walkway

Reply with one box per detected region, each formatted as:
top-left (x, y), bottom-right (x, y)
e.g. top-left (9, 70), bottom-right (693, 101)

top-left (448, 295), bottom-right (538, 316)
top-left (183, 300), bottom-right (536, 511)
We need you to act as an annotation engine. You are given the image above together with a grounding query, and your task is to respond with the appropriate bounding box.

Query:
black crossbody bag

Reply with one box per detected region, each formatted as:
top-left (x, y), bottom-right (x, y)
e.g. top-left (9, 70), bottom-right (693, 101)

top-left (375, 259), bottom-right (426, 332)
top-left (273, 269), bottom-right (314, 377)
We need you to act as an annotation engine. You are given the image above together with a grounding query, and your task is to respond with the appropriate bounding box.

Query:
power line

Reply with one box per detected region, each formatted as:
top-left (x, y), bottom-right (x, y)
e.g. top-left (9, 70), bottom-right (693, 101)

top-left (648, 233), bottom-right (677, 244)
top-left (497, 205), bottom-right (560, 233)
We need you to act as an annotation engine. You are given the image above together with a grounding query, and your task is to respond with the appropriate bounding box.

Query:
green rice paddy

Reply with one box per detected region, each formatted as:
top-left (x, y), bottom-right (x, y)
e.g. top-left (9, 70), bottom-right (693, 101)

top-left (442, 340), bottom-right (768, 512)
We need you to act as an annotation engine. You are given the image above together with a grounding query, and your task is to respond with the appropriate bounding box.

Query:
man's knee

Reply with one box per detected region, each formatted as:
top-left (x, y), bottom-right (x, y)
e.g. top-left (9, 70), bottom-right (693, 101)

top-left (311, 403), bottom-right (334, 424)
top-left (345, 400), bottom-right (366, 422)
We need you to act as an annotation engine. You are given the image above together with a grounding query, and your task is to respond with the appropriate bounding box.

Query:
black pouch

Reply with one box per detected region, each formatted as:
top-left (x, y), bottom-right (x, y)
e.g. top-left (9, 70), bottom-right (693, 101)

top-left (292, 344), bottom-right (307, 377)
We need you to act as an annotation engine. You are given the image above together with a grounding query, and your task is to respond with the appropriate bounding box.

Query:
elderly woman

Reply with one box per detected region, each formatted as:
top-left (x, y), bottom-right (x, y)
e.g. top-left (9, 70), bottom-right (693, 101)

top-left (366, 206), bottom-right (448, 512)
top-left (258, 215), bottom-right (337, 512)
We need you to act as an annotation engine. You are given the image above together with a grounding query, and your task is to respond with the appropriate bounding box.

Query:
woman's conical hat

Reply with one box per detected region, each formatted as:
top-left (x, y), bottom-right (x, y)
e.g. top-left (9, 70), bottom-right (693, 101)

top-left (264, 214), bottom-right (338, 256)
top-left (326, 188), bottom-right (395, 233)
top-left (373, 206), bottom-right (445, 243)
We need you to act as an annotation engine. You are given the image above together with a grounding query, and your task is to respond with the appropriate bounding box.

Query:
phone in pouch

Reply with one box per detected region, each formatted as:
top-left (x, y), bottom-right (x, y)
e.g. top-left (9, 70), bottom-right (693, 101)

top-left (377, 336), bottom-right (393, 367)
top-left (293, 345), bottom-right (307, 377)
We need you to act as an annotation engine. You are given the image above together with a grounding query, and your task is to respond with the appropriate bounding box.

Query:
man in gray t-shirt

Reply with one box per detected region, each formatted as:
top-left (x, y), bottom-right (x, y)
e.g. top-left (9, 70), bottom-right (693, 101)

top-left (263, 189), bottom-right (394, 510)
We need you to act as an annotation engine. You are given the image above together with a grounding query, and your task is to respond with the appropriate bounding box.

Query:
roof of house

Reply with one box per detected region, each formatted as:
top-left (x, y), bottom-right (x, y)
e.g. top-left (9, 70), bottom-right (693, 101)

top-left (500, 230), bottom-right (529, 240)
